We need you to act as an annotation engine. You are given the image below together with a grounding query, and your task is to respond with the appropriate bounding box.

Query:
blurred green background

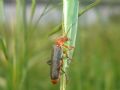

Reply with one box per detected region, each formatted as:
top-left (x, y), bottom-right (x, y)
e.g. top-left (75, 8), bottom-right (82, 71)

top-left (0, 0), bottom-right (120, 90)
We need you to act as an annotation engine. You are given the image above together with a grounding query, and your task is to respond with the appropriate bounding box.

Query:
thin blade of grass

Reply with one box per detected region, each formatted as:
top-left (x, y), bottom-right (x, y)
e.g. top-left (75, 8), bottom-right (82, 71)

top-left (30, 0), bottom-right (36, 23)
top-left (0, 37), bottom-right (8, 60)
top-left (49, 0), bottom-right (100, 36)
top-left (33, 0), bottom-right (52, 29)
top-left (0, 0), bottom-right (5, 22)
top-left (60, 0), bottom-right (79, 90)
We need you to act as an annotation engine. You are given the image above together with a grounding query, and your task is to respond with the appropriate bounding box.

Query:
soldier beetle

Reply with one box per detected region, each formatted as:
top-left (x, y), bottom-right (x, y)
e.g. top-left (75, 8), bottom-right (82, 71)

top-left (47, 45), bottom-right (63, 84)
top-left (48, 23), bottom-right (75, 84)
top-left (48, 43), bottom-right (73, 85)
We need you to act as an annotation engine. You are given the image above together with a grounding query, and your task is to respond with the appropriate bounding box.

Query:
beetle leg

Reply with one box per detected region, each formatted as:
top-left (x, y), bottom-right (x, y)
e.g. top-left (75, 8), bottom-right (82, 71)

top-left (47, 60), bottom-right (52, 65)
top-left (57, 59), bottom-right (63, 71)
top-left (62, 44), bottom-right (74, 51)
top-left (61, 68), bottom-right (65, 74)
top-left (63, 50), bottom-right (72, 61)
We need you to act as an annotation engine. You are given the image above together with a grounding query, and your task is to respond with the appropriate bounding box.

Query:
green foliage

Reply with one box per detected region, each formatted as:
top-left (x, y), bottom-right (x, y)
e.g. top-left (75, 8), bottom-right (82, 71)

top-left (61, 0), bottom-right (79, 89)
top-left (0, 15), bottom-right (120, 90)
top-left (0, 0), bottom-right (120, 90)
top-left (0, 0), bottom-right (4, 22)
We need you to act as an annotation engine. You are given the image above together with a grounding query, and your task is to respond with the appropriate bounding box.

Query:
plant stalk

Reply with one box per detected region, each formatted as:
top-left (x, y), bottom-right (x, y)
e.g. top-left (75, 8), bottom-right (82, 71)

top-left (0, 0), bottom-right (5, 22)
top-left (60, 0), bottom-right (79, 90)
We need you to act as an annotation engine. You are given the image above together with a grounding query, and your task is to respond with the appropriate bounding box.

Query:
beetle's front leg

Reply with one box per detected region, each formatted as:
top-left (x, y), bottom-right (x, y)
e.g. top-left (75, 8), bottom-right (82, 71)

top-left (62, 46), bottom-right (73, 59)
top-left (62, 44), bottom-right (74, 51)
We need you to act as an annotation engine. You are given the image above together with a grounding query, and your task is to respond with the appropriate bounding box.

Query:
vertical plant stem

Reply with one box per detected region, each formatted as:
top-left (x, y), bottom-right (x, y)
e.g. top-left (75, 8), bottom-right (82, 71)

top-left (22, 1), bottom-right (29, 89)
top-left (30, 0), bottom-right (36, 23)
top-left (17, 0), bottom-right (29, 90)
top-left (15, 0), bottom-right (28, 90)
top-left (0, 0), bottom-right (5, 23)
top-left (60, 0), bottom-right (79, 90)
top-left (15, 1), bottom-right (22, 90)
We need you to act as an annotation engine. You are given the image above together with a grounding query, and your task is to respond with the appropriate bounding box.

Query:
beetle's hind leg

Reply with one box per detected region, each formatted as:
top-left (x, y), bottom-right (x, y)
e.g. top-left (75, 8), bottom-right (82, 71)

top-left (60, 68), bottom-right (69, 84)
top-left (62, 50), bottom-right (72, 64)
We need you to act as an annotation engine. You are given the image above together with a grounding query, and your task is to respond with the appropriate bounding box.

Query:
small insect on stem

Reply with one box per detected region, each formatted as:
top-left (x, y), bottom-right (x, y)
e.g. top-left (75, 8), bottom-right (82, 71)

top-left (48, 23), bottom-right (75, 84)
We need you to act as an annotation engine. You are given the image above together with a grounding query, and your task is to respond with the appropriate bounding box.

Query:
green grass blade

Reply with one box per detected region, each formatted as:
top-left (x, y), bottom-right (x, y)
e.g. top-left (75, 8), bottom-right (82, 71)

top-left (60, 0), bottom-right (79, 90)
top-left (78, 0), bottom-right (101, 16)
top-left (0, 37), bottom-right (8, 60)
top-left (0, 0), bottom-right (5, 22)
top-left (30, 0), bottom-right (36, 22)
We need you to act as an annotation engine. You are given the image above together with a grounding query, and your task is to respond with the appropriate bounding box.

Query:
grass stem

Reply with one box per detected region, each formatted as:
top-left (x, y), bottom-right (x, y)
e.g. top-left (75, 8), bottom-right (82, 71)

top-left (60, 0), bottom-right (79, 90)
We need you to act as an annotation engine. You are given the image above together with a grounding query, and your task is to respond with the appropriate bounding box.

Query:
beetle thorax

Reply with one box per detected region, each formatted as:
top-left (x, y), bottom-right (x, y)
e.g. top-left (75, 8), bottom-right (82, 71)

top-left (56, 37), bottom-right (68, 47)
